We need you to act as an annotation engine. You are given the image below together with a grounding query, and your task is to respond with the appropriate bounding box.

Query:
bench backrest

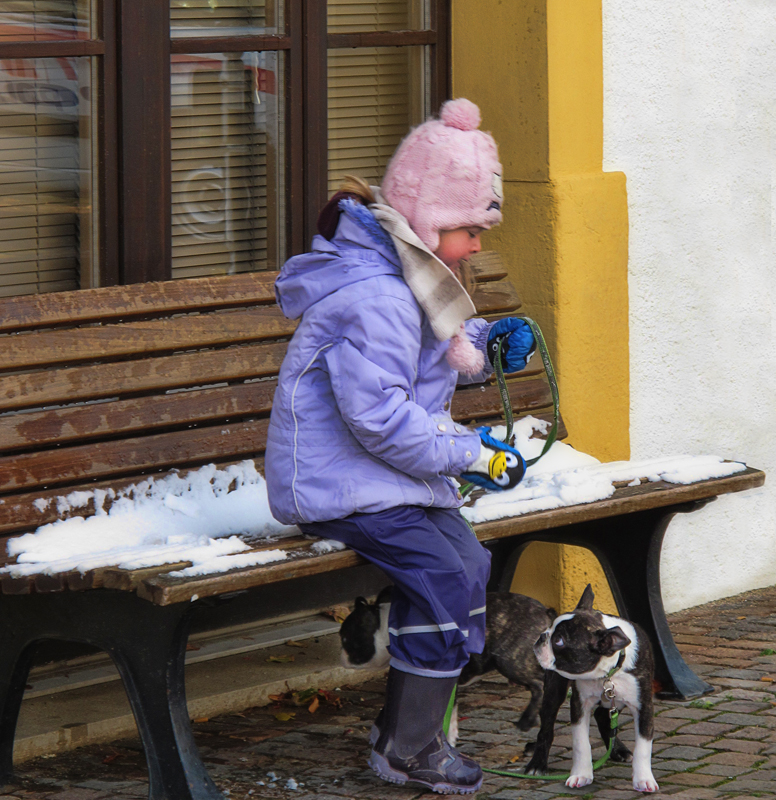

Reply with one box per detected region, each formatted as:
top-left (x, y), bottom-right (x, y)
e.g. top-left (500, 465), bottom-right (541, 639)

top-left (0, 252), bottom-right (564, 546)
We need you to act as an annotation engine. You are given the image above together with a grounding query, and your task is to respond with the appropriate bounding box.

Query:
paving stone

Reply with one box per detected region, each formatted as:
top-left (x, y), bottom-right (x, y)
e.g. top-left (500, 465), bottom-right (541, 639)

top-left (705, 738), bottom-right (767, 754)
top-left (659, 772), bottom-right (722, 787)
top-left (679, 721), bottom-right (738, 736)
top-left (727, 725), bottom-right (772, 740)
top-left (714, 777), bottom-right (776, 792)
top-left (73, 781), bottom-right (144, 792)
top-left (659, 734), bottom-right (718, 748)
top-left (659, 708), bottom-right (720, 720)
top-left (696, 763), bottom-right (755, 778)
top-left (704, 751), bottom-right (764, 767)
top-left (651, 759), bottom-right (697, 771)
top-left (711, 712), bottom-right (776, 727)
top-left (711, 669), bottom-right (767, 680)
top-left (713, 699), bottom-right (773, 713)
top-left (657, 745), bottom-right (713, 760)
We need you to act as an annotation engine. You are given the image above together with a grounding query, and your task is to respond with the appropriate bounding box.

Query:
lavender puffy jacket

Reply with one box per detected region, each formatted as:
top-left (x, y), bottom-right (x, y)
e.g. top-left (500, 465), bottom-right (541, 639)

top-left (265, 206), bottom-right (492, 525)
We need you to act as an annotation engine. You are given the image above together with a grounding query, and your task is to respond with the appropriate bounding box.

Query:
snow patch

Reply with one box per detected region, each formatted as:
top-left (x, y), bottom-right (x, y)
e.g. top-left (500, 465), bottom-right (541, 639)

top-left (461, 418), bottom-right (746, 525)
top-left (2, 461), bottom-right (297, 578)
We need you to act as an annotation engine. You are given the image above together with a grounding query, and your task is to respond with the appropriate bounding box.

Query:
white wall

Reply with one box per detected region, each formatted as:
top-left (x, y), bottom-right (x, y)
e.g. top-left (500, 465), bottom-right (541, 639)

top-left (602, 0), bottom-right (776, 611)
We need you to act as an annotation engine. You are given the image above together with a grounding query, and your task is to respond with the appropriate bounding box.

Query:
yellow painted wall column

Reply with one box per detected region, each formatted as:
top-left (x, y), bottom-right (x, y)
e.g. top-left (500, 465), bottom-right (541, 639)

top-left (452, 0), bottom-right (629, 613)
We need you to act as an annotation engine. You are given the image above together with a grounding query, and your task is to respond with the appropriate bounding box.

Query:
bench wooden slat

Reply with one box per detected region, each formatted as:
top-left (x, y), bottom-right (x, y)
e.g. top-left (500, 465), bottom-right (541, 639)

top-left (9, 537), bottom-right (321, 596)
top-left (136, 467), bottom-right (766, 606)
top-left (100, 536), bottom-right (316, 591)
top-left (0, 272), bottom-right (279, 332)
top-left (0, 341), bottom-right (287, 412)
top-left (0, 420), bottom-right (269, 493)
top-left (472, 467), bottom-right (766, 542)
top-left (0, 252), bottom-right (506, 336)
top-left (470, 278), bottom-right (521, 315)
top-left (0, 379), bottom-right (561, 495)
top-left (452, 377), bottom-right (563, 424)
top-left (0, 307), bottom-right (295, 371)
top-left (0, 574), bottom-right (33, 595)
top-left (468, 251), bottom-right (507, 282)
top-left (0, 381), bottom-right (276, 451)
top-left (137, 548), bottom-right (366, 605)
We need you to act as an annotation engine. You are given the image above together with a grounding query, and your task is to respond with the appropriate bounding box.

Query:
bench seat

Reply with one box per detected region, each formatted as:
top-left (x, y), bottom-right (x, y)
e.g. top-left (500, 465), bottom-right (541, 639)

top-left (0, 253), bottom-right (763, 800)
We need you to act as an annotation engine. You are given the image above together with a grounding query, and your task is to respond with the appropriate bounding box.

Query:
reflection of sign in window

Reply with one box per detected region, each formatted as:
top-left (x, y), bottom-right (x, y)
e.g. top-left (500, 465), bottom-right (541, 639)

top-left (171, 53), bottom-right (276, 109)
top-left (1, 81), bottom-right (79, 108)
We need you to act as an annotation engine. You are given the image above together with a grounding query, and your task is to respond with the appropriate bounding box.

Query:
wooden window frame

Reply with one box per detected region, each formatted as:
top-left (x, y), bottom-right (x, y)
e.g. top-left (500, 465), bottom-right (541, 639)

top-left (0, 0), bottom-right (450, 288)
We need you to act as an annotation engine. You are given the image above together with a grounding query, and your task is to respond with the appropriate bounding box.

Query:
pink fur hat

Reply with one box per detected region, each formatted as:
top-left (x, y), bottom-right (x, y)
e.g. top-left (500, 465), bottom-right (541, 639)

top-left (381, 98), bottom-right (503, 252)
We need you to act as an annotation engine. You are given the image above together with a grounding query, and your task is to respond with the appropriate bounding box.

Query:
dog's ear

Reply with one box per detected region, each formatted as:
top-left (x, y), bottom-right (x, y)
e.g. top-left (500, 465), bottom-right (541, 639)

top-left (595, 626), bottom-right (631, 656)
top-left (576, 584), bottom-right (595, 610)
top-left (376, 585), bottom-right (393, 605)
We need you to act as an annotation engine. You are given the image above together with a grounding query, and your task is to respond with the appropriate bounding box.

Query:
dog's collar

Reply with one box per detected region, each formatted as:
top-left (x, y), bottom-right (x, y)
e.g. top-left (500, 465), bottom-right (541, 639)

top-left (604, 649), bottom-right (627, 681)
top-left (602, 649), bottom-right (627, 708)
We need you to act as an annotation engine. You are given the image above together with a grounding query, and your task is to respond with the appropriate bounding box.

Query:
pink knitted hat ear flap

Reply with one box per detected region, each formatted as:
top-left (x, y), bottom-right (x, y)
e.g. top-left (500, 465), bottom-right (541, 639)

top-left (381, 98), bottom-right (503, 253)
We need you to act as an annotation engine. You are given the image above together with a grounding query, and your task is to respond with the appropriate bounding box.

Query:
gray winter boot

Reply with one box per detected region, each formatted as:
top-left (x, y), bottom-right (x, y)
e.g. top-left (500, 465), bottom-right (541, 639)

top-left (368, 668), bottom-right (482, 795)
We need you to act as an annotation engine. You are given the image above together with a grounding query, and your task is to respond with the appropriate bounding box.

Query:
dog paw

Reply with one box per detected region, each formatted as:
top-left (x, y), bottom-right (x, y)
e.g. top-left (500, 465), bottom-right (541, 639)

top-left (522, 758), bottom-right (546, 776)
top-left (633, 775), bottom-right (659, 793)
top-left (611, 742), bottom-right (633, 763)
top-left (566, 773), bottom-right (593, 789)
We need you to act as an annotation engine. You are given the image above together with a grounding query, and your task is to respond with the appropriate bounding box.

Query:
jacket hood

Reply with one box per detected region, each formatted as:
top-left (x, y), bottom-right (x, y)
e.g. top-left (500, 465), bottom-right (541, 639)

top-left (274, 204), bottom-right (402, 320)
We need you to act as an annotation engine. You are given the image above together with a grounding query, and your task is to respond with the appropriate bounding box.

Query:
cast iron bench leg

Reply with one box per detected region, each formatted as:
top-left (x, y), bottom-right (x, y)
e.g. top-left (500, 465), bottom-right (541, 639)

top-left (0, 591), bottom-right (224, 800)
top-left (0, 643), bottom-right (36, 785)
top-left (577, 502), bottom-right (715, 700)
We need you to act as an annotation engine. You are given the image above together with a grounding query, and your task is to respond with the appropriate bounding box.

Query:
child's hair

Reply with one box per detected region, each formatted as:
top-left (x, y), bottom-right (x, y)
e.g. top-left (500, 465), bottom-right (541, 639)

top-left (338, 175), bottom-right (376, 205)
top-left (317, 175), bottom-right (476, 296)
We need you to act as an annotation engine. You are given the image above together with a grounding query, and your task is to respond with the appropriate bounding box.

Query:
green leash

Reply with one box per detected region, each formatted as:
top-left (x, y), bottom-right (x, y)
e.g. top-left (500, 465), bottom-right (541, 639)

top-left (441, 684), bottom-right (620, 781)
top-left (479, 652), bottom-right (626, 781)
top-left (520, 317), bottom-right (560, 467)
top-left (460, 316), bottom-right (560, 498)
top-left (480, 708), bottom-right (619, 780)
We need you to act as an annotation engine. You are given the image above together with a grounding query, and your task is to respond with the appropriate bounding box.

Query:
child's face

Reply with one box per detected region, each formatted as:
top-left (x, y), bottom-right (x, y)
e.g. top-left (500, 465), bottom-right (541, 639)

top-left (434, 227), bottom-right (483, 269)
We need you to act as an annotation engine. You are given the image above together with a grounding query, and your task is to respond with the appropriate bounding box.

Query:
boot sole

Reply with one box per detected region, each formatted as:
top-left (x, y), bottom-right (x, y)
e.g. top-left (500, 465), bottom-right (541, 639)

top-left (368, 751), bottom-right (482, 795)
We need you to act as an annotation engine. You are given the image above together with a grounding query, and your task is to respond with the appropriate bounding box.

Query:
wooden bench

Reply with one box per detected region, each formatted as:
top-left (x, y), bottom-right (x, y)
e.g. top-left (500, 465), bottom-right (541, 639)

top-left (0, 253), bottom-right (764, 800)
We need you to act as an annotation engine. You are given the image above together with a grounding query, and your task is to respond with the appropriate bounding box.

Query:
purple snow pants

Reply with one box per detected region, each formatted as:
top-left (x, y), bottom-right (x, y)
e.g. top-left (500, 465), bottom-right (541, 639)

top-left (299, 506), bottom-right (491, 678)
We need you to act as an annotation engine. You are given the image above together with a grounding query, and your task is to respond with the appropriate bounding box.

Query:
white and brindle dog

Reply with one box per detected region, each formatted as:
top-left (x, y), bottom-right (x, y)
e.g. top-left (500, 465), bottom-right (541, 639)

top-left (527, 584), bottom-right (658, 793)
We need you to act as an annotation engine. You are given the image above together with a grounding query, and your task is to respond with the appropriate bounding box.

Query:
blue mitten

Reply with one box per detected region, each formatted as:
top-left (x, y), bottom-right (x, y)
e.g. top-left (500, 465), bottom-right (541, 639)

top-left (461, 427), bottom-right (526, 491)
top-left (487, 317), bottom-right (536, 373)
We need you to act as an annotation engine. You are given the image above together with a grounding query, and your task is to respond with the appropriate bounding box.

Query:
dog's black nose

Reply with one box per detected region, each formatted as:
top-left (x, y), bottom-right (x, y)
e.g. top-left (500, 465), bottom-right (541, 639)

top-left (535, 631), bottom-right (549, 648)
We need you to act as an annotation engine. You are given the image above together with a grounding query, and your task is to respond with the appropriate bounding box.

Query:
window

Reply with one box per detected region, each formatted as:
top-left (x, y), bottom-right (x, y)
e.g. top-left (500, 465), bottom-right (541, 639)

top-left (0, 0), bottom-right (449, 295)
top-left (0, 1), bottom-right (101, 295)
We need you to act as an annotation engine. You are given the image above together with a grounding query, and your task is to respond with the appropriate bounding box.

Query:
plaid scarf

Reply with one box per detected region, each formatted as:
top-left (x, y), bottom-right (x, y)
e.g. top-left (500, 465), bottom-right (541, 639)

top-left (369, 190), bottom-right (477, 342)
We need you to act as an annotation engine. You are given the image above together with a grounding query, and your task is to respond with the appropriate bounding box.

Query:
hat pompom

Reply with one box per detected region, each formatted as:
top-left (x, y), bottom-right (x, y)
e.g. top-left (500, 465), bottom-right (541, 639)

top-left (446, 324), bottom-right (485, 375)
top-left (440, 98), bottom-right (481, 131)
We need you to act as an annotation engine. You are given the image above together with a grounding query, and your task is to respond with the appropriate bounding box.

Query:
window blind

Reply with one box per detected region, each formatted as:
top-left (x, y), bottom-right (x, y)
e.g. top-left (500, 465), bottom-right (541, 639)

top-left (170, 0), bottom-right (281, 38)
top-left (327, 44), bottom-right (428, 194)
top-left (0, 0), bottom-right (90, 41)
top-left (327, 0), bottom-right (423, 34)
top-left (327, 1), bottom-right (429, 194)
top-left (170, 50), bottom-right (284, 279)
top-left (0, 54), bottom-right (92, 297)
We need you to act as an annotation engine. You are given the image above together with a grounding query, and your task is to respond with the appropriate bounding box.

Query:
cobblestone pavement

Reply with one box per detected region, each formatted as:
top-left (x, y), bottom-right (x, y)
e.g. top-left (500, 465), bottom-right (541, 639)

top-left (2, 586), bottom-right (774, 800)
